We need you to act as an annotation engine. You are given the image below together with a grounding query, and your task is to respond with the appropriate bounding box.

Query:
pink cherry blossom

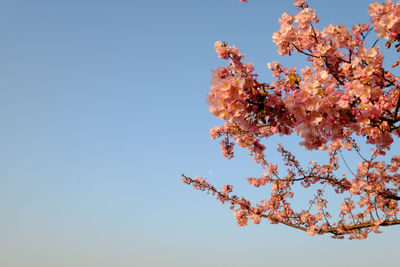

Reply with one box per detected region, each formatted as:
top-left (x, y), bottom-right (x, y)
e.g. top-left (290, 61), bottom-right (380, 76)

top-left (183, 0), bottom-right (400, 239)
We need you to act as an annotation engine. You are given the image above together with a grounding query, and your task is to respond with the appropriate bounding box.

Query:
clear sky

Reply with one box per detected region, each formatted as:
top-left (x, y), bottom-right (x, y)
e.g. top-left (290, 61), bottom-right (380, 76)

top-left (0, 0), bottom-right (399, 266)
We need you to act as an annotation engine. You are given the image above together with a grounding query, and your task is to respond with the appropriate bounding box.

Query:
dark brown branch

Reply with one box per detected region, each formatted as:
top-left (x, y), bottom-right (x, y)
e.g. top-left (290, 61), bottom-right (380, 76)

top-left (322, 56), bottom-right (345, 86)
top-left (292, 43), bottom-right (319, 58)
top-left (321, 219), bottom-right (400, 234)
top-left (380, 192), bottom-right (400, 201)
top-left (361, 28), bottom-right (373, 42)
top-left (261, 214), bottom-right (400, 235)
top-left (372, 38), bottom-right (380, 48)
top-left (340, 152), bottom-right (356, 178)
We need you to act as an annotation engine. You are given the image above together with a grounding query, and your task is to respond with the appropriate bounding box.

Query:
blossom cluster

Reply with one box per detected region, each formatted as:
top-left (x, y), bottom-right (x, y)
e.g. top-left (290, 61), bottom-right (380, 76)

top-left (369, 0), bottom-right (400, 40)
top-left (184, 0), bottom-right (400, 239)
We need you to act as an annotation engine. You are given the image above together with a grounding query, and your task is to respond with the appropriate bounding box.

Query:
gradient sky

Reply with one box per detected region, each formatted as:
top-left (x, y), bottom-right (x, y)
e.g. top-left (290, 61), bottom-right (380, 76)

top-left (1, 0), bottom-right (400, 266)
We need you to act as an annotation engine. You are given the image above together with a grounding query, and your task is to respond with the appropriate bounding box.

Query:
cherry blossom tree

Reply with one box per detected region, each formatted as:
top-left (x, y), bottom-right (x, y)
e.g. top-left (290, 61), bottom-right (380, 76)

top-left (182, 0), bottom-right (400, 239)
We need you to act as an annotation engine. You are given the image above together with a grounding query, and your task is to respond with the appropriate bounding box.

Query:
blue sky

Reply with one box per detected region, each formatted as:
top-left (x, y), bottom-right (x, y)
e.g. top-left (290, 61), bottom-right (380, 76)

top-left (0, 0), bottom-right (399, 266)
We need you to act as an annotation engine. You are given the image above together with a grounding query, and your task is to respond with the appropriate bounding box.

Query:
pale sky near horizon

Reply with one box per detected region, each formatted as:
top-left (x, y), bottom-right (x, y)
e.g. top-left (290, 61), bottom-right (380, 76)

top-left (1, 0), bottom-right (400, 266)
